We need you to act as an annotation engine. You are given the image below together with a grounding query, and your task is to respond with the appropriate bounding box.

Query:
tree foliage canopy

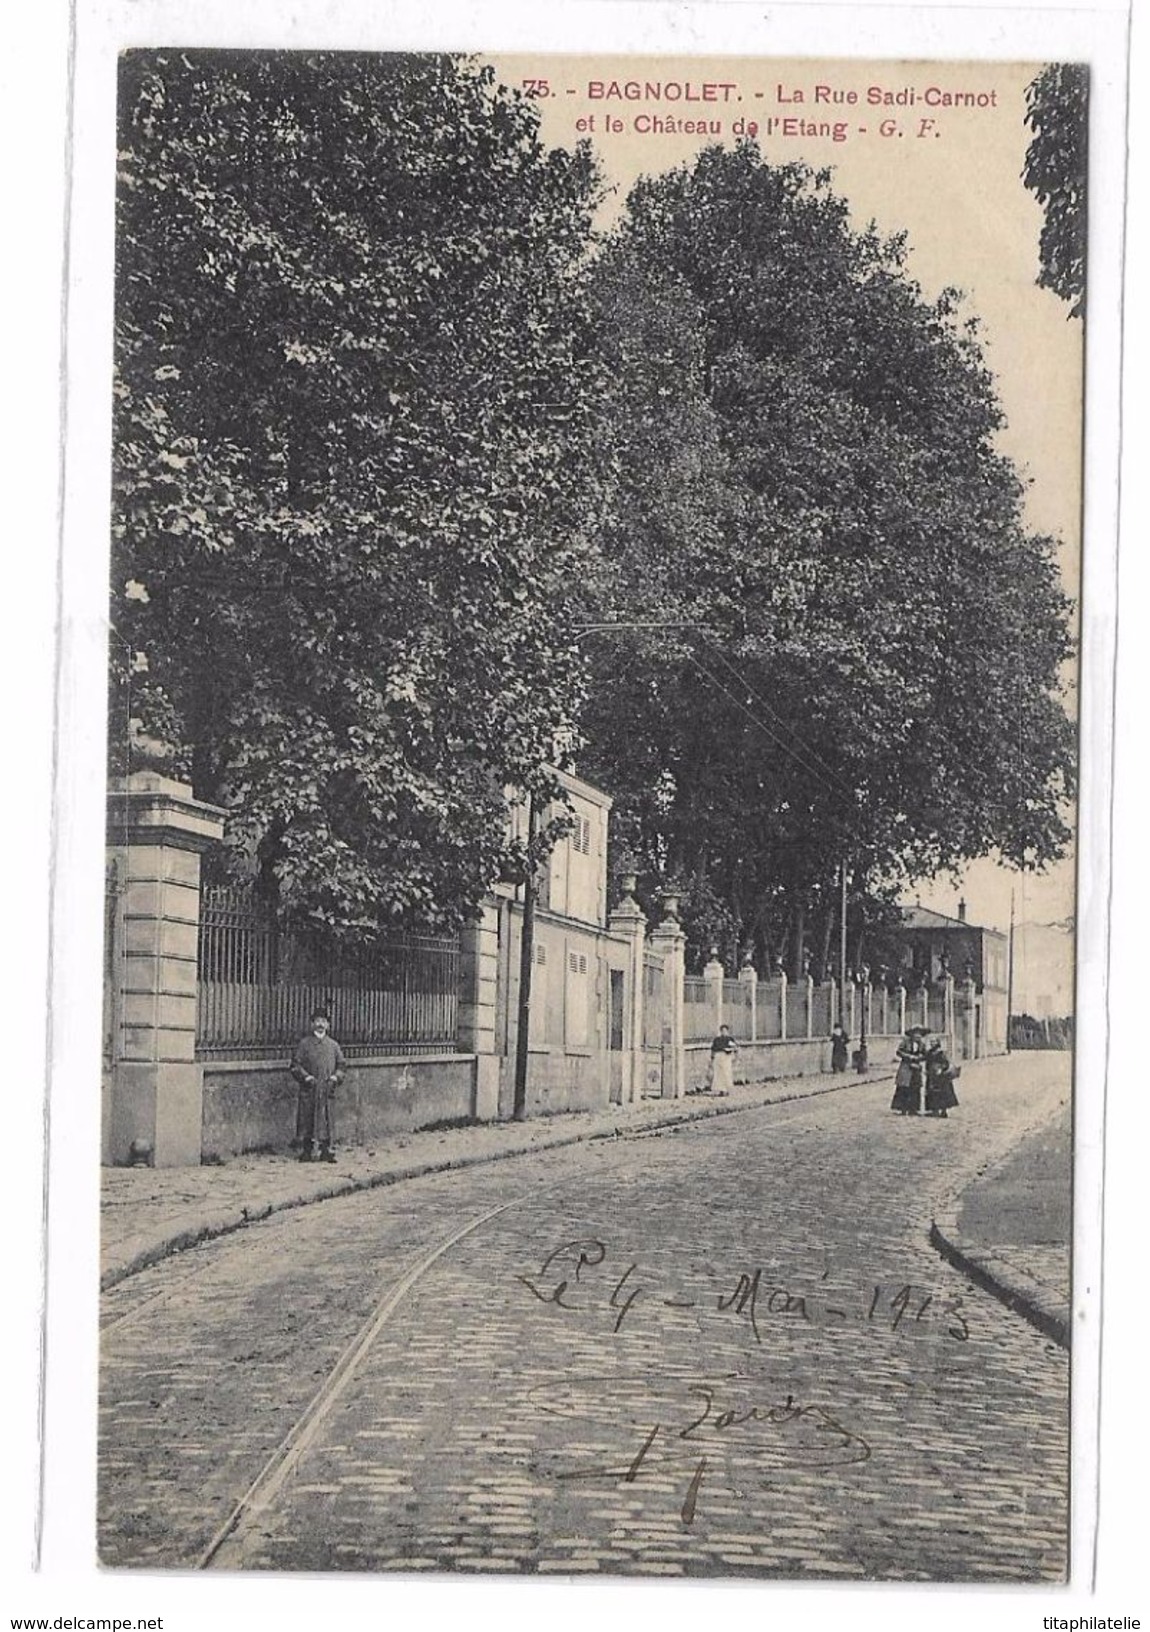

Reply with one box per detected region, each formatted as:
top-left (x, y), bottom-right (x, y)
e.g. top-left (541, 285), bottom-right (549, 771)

top-left (1022, 63), bottom-right (1088, 316)
top-left (112, 50), bottom-right (603, 931)
top-left (112, 60), bottom-right (1076, 961)
top-left (576, 148), bottom-right (1076, 970)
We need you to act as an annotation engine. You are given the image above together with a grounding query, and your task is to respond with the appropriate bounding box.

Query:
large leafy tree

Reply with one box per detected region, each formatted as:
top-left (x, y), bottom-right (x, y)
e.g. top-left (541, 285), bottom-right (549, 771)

top-left (1022, 63), bottom-right (1088, 317)
top-left (577, 148), bottom-right (1076, 973)
top-left (111, 50), bottom-right (602, 932)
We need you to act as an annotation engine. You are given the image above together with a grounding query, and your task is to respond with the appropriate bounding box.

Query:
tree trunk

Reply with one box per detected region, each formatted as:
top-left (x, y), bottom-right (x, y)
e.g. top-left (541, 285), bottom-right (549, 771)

top-left (789, 903), bottom-right (806, 983)
top-left (816, 902), bottom-right (835, 984)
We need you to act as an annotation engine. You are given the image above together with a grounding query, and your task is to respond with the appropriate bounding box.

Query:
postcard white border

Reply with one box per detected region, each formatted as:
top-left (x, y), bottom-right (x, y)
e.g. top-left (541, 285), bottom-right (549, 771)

top-left (9, 0), bottom-right (1140, 1626)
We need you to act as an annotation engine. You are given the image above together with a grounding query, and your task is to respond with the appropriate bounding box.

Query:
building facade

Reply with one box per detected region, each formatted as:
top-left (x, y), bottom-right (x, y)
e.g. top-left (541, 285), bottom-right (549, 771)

top-left (892, 902), bottom-right (1009, 1055)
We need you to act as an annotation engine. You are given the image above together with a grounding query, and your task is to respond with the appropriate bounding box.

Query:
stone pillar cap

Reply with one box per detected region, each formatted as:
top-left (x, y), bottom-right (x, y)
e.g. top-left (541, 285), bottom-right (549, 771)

top-left (107, 774), bottom-right (227, 851)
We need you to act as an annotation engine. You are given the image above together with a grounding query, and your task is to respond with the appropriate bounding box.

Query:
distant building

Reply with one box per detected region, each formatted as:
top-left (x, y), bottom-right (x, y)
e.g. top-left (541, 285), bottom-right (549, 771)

top-left (1012, 923), bottom-right (1075, 1020)
top-left (892, 900), bottom-right (1009, 1055)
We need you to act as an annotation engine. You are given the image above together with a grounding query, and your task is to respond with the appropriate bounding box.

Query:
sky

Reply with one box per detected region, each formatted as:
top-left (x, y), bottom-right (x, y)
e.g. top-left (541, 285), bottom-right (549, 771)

top-left (486, 52), bottom-right (1083, 1007)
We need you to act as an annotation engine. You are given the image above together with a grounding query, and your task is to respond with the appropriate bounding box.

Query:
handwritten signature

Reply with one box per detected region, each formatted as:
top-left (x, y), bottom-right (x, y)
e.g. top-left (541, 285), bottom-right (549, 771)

top-left (531, 1373), bottom-right (870, 1526)
top-left (517, 1237), bottom-right (970, 1342)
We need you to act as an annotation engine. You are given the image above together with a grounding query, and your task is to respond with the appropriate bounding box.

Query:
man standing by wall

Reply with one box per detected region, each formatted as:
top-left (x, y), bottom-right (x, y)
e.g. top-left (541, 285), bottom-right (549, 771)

top-left (291, 1010), bottom-right (346, 1163)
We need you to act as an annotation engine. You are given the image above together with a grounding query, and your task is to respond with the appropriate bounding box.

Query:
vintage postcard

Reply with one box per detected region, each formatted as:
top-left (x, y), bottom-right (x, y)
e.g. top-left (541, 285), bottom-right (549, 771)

top-left (90, 41), bottom-right (1090, 1582)
top-left (31, 0), bottom-right (1136, 1611)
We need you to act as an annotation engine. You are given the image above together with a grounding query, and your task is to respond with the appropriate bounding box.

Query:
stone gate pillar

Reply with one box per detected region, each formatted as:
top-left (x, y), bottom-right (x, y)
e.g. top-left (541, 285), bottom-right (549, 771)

top-left (649, 895), bottom-right (687, 1099)
top-left (457, 898), bottom-right (500, 1121)
top-left (608, 876), bottom-right (647, 1106)
top-left (105, 773), bottom-right (226, 1167)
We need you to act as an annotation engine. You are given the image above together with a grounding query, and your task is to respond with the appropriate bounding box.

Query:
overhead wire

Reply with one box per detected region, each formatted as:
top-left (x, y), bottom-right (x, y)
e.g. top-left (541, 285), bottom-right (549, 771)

top-left (574, 619), bottom-right (877, 866)
top-left (694, 629), bottom-right (860, 804)
top-left (684, 651), bottom-right (851, 809)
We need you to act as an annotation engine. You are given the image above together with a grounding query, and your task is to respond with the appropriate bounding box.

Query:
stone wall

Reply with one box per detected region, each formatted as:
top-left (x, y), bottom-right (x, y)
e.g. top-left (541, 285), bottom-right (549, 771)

top-left (106, 776), bottom-right (928, 1166)
top-left (685, 1033), bottom-right (905, 1091)
top-left (495, 1049), bottom-right (608, 1120)
top-left (202, 1053), bottom-right (480, 1160)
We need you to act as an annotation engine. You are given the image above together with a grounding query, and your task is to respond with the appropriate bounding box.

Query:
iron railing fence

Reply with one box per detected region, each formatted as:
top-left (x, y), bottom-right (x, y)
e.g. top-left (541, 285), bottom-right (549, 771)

top-left (757, 978), bottom-right (783, 1039)
top-left (927, 989), bottom-right (949, 1036)
top-left (683, 975), bottom-right (713, 1042)
top-left (721, 979), bottom-right (754, 1040)
top-left (810, 982), bottom-right (833, 1037)
top-left (197, 885), bottom-right (460, 1060)
top-left (785, 981), bottom-right (809, 1038)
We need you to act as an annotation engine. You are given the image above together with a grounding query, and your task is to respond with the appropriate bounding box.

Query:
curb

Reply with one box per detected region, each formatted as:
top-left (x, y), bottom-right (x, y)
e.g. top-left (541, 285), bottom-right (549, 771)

top-left (101, 1069), bottom-right (892, 1291)
top-left (929, 1215), bottom-right (1070, 1350)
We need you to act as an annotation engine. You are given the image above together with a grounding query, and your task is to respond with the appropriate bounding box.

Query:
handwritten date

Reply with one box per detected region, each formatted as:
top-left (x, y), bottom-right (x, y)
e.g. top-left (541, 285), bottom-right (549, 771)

top-left (517, 1238), bottom-right (969, 1341)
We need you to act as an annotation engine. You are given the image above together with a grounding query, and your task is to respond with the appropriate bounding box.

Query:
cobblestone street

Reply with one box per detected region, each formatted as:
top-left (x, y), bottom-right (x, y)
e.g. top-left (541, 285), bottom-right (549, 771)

top-left (99, 1053), bottom-right (1070, 1581)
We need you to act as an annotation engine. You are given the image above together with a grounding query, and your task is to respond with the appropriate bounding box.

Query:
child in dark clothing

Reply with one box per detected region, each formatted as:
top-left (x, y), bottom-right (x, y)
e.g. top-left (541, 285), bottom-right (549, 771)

top-left (924, 1037), bottom-right (960, 1117)
top-left (291, 1010), bottom-right (346, 1162)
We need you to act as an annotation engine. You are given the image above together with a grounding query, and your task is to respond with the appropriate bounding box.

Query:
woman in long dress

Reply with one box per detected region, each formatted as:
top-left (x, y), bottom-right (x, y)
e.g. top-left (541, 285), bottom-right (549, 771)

top-left (830, 1022), bottom-right (849, 1073)
top-left (709, 1024), bottom-right (738, 1094)
top-left (891, 1026), bottom-right (927, 1114)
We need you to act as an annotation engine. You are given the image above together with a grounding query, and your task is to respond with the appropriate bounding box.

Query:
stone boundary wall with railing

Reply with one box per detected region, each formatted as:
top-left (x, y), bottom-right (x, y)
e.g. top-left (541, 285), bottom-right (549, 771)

top-left (103, 775), bottom-right (982, 1166)
top-left (200, 1052), bottom-right (481, 1160)
top-left (684, 1032), bottom-right (906, 1093)
top-left (196, 884), bottom-right (462, 1061)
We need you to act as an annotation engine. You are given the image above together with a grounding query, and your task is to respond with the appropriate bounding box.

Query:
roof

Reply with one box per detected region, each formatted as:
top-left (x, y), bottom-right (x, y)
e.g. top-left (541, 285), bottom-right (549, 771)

top-left (899, 905), bottom-right (977, 932)
top-left (898, 904), bottom-right (1008, 943)
top-left (553, 765), bottom-right (614, 811)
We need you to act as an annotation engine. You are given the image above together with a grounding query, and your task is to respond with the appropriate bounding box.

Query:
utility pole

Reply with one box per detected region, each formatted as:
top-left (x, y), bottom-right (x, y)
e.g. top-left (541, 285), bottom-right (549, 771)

top-left (839, 860), bottom-right (848, 1029)
top-left (841, 860), bottom-right (868, 1072)
top-left (1006, 886), bottom-right (1016, 1055)
top-left (856, 966), bottom-right (869, 1073)
top-left (512, 796), bottom-right (537, 1121)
